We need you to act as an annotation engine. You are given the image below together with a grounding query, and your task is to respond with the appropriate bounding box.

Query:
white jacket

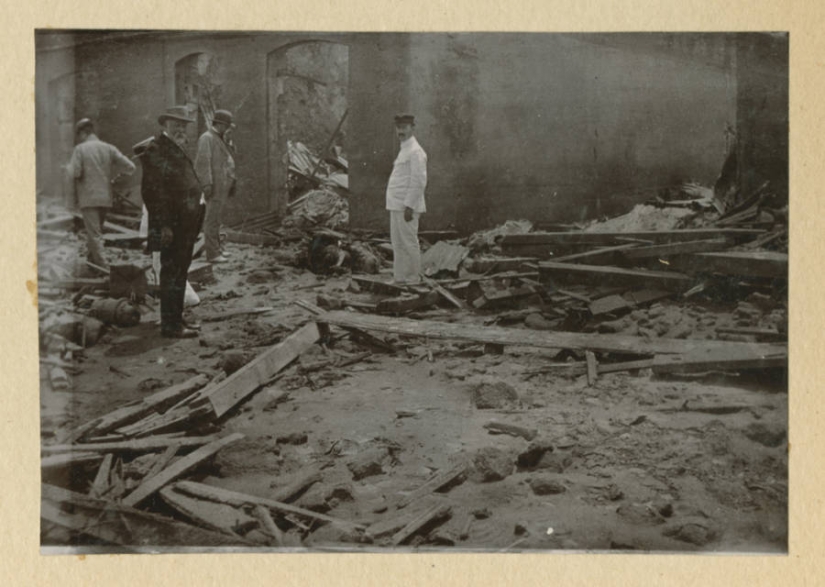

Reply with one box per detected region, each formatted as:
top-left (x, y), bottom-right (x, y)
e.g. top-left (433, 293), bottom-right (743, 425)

top-left (385, 136), bottom-right (427, 213)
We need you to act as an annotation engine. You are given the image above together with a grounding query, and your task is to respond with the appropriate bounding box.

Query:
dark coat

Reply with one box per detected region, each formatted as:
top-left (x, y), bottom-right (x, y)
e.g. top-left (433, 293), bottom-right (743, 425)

top-left (136, 133), bottom-right (204, 252)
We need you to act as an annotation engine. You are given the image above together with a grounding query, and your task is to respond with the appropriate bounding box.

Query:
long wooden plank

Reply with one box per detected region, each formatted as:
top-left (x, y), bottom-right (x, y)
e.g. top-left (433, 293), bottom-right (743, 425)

top-left (159, 486), bottom-right (257, 541)
top-left (41, 485), bottom-right (242, 547)
top-left (89, 454), bottom-right (114, 497)
top-left (173, 480), bottom-right (366, 531)
top-left (675, 251), bottom-right (788, 279)
top-left (396, 464), bottom-right (466, 509)
top-left (121, 434), bottom-right (244, 507)
top-left (538, 262), bottom-right (692, 291)
top-left (501, 229), bottom-right (765, 247)
top-left (41, 452), bottom-right (103, 469)
top-left (652, 348), bottom-right (787, 373)
top-left (317, 310), bottom-right (786, 358)
top-left (551, 243), bottom-right (640, 264)
top-left (622, 238), bottom-right (729, 259)
top-left (391, 503), bottom-right (452, 546)
top-left (193, 322), bottom-right (320, 418)
top-left (42, 434), bottom-right (217, 454)
top-left (82, 374), bottom-right (210, 438)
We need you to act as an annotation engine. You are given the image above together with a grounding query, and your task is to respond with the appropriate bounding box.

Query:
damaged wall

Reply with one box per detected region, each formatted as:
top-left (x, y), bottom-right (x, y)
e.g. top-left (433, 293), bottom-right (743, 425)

top-left (350, 33), bottom-right (738, 233)
top-left (36, 31), bottom-right (352, 226)
top-left (735, 33), bottom-right (789, 203)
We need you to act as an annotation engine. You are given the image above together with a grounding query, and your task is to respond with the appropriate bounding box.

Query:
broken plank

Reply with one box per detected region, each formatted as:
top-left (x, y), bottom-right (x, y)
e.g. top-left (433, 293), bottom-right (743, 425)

top-left (82, 374), bottom-right (210, 438)
top-left (501, 229), bottom-right (765, 247)
top-left (159, 486), bottom-right (258, 541)
top-left (538, 262), bottom-right (692, 291)
top-left (142, 444), bottom-right (179, 480)
top-left (192, 323), bottom-right (320, 418)
top-left (622, 238), bottom-right (729, 259)
top-left (464, 257), bottom-right (538, 273)
top-left (551, 243), bottom-right (640, 265)
top-left (252, 504), bottom-right (285, 546)
top-left (122, 433), bottom-right (244, 507)
top-left (589, 289), bottom-right (671, 316)
top-left (89, 453), bottom-right (114, 497)
top-left (391, 503), bottom-right (452, 546)
top-left (173, 480), bottom-right (365, 532)
top-left (42, 434), bottom-right (217, 454)
top-left (715, 326), bottom-right (785, 341)
top-left (41, 452), bottom-right (103, 469)
top-left (270, 469), bottom-right (324, 503)
top-left (377, 291), bottom-right (440, 315)
top-left (396, 463), bottom-right (467, 509)
top-left (422, 276), bottom-right (466, 310)
top-left (675, 251), bottom-right (788, 280)
top-left (316, 310), bottom-right (787, 358)
top-left (483, 421), bottom-right (537, 441)
top-left (41, 484), bottom-right (242, 547)
top-left (652, 348), bottom-right (787, 374)
top-left (586, 351), bottom-right (598, 386)
top-left (352, 276), bottom-right (408, 296)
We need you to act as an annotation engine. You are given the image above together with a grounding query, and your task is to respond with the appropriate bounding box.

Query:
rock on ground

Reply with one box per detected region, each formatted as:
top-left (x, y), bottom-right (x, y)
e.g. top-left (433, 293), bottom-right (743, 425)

top-left (472, 381), bottom-right (519, 409)
top-left (471, 447), bottom-right (514, 482)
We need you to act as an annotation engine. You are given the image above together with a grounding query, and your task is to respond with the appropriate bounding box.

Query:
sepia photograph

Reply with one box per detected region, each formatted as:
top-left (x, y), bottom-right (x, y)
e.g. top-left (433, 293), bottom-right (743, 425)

top-left (35, 30), bottom-right (788, 554)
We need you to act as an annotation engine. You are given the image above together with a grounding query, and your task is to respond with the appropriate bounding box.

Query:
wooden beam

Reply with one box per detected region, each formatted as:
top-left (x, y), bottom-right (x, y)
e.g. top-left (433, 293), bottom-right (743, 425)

top-left (41, 452), bottom-right (102, 469)
top-left (158, 486), bottom-right (257, 541)
top-left (391, 503), bottom-right (452, 546)
top-left (538, 262), bottom-right (692, 291)
top-left (422, 276), bottom-right (466, 310)
top-left (173, 481), bottom-right (366, 532)
top-left (122, 433), bottom-right (244, 507)
top-left (89, 453), bottom-right (113, 497)
top-left (41, 484), bottom-right (243, 547)
top-left (652, 348), bottom-right (787, 373)
top-left (501, 229), bottom-right (765, 247)
top-left (42, 434), bottom-right (216, 454)
top-left (550, 243), bottom-right (640, 265)
top-left (622, 238), bottom-right (730, 259)
top-left (315, 310), bottom-right (787, 358)
top-left (191, 323), bottom-right (320, 418)
top-left (77, 374), bottom-right (210, 439)
top-left (586, 351), bottom-right (598, 386)
top-left (675, 251), bottom-right (788, 280)
top-left (396, 463), bottom-right (466, 509)
top-left (252, 505), bottom-right (285, 546)
top-left (377, 291), bottom-right (440, 315)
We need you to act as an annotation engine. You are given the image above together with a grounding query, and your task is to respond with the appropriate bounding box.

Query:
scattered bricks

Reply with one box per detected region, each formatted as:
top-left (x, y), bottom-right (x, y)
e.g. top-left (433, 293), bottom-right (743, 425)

top-left (743, 422), bottom-right (786, 448)
top-left (472, 381), bottom-right (519, 409)
top-left (471, 447), bottom-right (514, 482)
top-left (529, 477), bottom-right (567, 495)
top-left (517, 440), bottom-right (554, 469)
top-left (347, 447), bottom-right (389, 481)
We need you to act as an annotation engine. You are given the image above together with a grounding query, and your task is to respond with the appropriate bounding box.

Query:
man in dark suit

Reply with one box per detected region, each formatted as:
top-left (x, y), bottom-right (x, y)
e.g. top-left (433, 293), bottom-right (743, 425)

top-left (135, 106), bottom-right (205, 338)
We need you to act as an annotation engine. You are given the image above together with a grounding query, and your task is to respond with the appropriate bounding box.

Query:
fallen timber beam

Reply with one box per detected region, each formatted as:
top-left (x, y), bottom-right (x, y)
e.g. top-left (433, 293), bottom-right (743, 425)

top-left (550, 243), bottom-right (640, 265)
top-left (190, 322), bottom-right (321, 418)
top-left (316, 310), bottom-right (787, 358)
top-left (41, 484), bottom-right (243, 547)
top-left (396, 463), bottom-right (467, 509)
top-left (173, 480), bottom-right (366, 532)
top-left (673, 251), bottom-right (788, 280)
top-left (622, 238), bottom-right (730, 260)
top-left (121, 433), bottom-right (244, 507)
top-left (42, 434), bottom-right (217, 454)
top-left (501, 228), bottom-right (765, 247)
top-left (537, 262), bottom-right (692, 291)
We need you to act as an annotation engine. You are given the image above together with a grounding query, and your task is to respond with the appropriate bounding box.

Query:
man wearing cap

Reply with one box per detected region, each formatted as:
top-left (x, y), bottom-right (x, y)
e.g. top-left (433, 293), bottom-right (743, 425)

top-left (195, 109), bottom-right (236, 263)
top-left (66, 119), bottom-right (136, 269)
top-left (135, 106), bottom-right (205, 338)
top-left (385, 113), bottom-right (427, 284)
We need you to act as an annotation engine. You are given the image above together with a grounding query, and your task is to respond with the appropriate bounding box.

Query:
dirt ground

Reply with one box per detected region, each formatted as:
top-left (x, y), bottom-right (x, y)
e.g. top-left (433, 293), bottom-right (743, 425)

top-left (39, 236), bottom-right (788, 552)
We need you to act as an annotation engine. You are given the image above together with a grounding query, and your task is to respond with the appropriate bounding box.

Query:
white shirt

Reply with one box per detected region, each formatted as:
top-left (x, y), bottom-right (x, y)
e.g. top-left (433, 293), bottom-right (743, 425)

top-left (385, 136), bottom-right (427, 213)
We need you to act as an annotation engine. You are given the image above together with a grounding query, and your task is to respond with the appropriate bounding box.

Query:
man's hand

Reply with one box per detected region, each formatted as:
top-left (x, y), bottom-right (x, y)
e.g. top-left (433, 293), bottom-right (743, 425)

top-left (203, 184), bottom-right (213, 200)
top-left (404, 207), bottom-right (414, 222)
top-left (161, 226), bottom-right (174, 247)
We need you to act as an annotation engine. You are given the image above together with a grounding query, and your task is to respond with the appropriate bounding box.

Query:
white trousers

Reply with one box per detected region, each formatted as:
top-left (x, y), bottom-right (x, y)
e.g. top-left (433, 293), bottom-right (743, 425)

top-left (389, 210), bottom-right (421, 283)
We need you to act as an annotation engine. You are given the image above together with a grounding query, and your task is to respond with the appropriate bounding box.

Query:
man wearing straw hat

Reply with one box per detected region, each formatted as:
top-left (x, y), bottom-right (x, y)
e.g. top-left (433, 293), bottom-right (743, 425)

top-left (135, 106), bottom-right (205, 338)
top-left (195, 109), bottom-right (236, 263)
